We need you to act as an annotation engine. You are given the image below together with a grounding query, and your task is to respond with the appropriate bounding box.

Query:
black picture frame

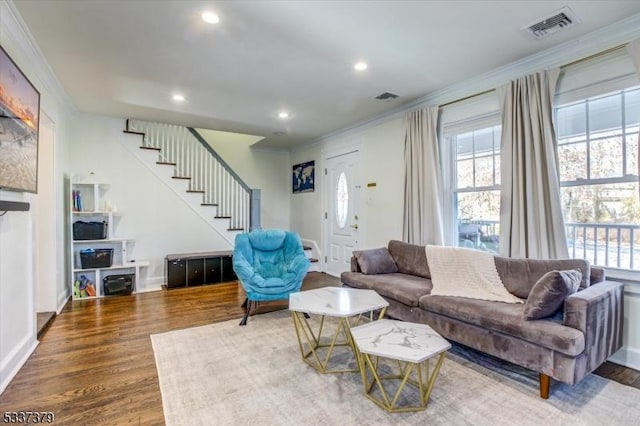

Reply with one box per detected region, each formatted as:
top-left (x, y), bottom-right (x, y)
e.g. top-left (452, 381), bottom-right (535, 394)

top-left (292, 160), bottom-right (315, 193)
top-left (0, 44), bottom-right (41, 194)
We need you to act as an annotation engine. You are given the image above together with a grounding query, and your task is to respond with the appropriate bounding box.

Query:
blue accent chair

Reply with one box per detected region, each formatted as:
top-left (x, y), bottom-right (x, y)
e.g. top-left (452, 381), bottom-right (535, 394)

top-left (233, 229), bottom-right (310, 325)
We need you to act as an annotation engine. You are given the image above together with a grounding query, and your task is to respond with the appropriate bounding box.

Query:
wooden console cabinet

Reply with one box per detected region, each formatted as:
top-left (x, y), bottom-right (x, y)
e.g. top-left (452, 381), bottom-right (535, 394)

top-left (165, 251), bottom-right (237, 288)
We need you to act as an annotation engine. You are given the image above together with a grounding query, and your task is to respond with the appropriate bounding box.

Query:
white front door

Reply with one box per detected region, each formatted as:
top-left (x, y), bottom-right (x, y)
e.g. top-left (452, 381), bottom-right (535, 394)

top-left (324, 151), bottom-right (361, 277)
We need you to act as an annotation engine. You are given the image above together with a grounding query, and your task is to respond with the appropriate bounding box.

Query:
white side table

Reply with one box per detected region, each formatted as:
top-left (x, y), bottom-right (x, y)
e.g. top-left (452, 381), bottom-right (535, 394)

top-left (289, 287), bottom-right (388, 374)
top-left (351, 319), bottom-right (451, 412)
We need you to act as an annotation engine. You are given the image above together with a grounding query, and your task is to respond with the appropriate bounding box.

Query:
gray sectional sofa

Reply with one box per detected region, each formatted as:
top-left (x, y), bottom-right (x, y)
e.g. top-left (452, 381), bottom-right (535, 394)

top-left (340, 240), bottom-right (624, 398)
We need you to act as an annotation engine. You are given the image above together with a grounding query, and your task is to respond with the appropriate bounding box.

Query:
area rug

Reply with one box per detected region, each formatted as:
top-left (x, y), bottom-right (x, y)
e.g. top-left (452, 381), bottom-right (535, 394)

top-left (151, 311), bottom-right (640, 425)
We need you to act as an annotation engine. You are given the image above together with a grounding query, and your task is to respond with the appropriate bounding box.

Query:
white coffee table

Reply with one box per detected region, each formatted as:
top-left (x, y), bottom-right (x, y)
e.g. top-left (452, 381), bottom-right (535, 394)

top-left (289, 287), bottom-right (388, 374)
top-left (350, 319), bottom-right (451, 413)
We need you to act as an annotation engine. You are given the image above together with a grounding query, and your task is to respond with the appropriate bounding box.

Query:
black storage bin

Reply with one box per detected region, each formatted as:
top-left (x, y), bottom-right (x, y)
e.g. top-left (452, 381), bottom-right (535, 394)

top-left (80, 248), bottom-right (113, 269)
top-left (73, 221), bottom-right (108, 240)
top-left (103, 274), bottom-right (134, 296)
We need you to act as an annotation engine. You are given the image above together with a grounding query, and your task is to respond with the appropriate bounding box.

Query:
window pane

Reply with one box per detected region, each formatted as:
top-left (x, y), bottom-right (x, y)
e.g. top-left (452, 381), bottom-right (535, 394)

top-left (456, 190), bottom-right (500, 253)
top-left (494, 154), bottom-right (501, 185)
top-left (557, 102), bottom-right (586, 139)
top-left (561, 183), bottom-right (639, 224)
top-left (474, 128), bottom-right (494, 155)
top-left (562, 182), bottom-right (640, 270)
top-left (474, 156), bottom-right (493, 187)
top-left (589, 93), bottom-right (621, 134)
top-left (591, 137), bottom-right (623, 179)
top-left (558, 142), bottom-right (587, 181)
top-left (335, 172), bottom-right (348, 229)
top-left (627, 133), bottom-right (638, 177)
top-left (456, 132), bottom-right (473, 158)
top-left (625, 88), bottom-right (640, 128)
top-left (457, 159), bottom-right (474, 188)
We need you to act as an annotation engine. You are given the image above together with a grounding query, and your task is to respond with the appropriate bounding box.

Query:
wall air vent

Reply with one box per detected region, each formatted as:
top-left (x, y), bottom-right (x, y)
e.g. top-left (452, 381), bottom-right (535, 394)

top-left (522, 6), bottom-right (581, 39)
top-left (374, 91), bottom-right (400, 101)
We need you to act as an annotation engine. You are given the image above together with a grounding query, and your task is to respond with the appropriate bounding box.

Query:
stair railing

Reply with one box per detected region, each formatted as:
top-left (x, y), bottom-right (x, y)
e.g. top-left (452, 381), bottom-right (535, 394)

top-left (127, 119), bottom-right (260, 231)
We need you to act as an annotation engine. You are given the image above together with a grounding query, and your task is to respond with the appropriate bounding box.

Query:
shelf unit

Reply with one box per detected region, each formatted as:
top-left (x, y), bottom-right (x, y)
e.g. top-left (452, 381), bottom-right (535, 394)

top-left (69, 180), bottom-right (147, 299)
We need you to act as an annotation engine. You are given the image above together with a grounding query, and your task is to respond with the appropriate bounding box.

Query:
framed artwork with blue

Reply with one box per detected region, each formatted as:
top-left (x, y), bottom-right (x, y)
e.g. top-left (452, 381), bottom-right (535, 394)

top-left (292, 160), bottom-right (314, 193)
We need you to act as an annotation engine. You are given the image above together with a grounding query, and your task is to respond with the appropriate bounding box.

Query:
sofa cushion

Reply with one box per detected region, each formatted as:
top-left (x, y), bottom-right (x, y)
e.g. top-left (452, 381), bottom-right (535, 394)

top-left (418, 295), bottom-right (585, 356)
top-left (388, 240), bottom-right (430, 278)
top-left (494, 257), bottom-right (590, 299)
top-left (523, 270), bottom-right (581, 320)
top-left (353, 248), bottom-right (398, 275)
top-left (341, 272), bottom-right (432, 307)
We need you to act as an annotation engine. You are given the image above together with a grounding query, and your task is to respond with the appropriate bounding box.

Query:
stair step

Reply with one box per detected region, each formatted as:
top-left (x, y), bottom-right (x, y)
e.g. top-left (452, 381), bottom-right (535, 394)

top-left (172, 176), bottom-right (191, 180)
top-left (124, 130), bottom-right (145, 136)
top-left (140, 146), bottom-right (161, 151)
top-left (187, 189), bottom-right (205, 193)
top-left (36, 311), bottom-right (56, 340)
top-left (227, 228), bottom-right (244, 231)
top-left (201, 203), bottom-right (219, 206)
top-left (309, 258), bottom-right (319, 263)
top-left (215, 216), bottom-right (232, 219)
top-left (157, 161), bottom-right (177, 166)
top-left (303, 245), bottom-right (312, 251)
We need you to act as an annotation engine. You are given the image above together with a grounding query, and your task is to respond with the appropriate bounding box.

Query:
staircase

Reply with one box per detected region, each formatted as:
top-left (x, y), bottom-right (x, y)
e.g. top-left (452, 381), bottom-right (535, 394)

top-left (122, 119), bottom-right (259, 245)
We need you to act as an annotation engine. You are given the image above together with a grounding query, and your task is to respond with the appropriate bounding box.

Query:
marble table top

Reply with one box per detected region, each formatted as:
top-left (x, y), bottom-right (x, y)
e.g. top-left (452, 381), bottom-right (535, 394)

top-left (350, 319), bottom-right (451, 363)
top-left (289, 287), bottom-right (388, 317)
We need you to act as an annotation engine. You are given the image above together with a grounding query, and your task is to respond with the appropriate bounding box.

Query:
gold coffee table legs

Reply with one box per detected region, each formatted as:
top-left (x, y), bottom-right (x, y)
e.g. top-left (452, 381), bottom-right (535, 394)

top-left (291, 308), bottom-right (387, 374)
top-left (359, 351), bottom-right (446, 413)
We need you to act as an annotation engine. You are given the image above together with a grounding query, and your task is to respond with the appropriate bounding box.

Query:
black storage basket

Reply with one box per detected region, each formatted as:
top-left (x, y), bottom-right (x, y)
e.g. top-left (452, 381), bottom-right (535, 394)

top-left (73, 221), bottom-right (108, 240)
top-left (80, 248), bottom-right (114, 269)
top-left (103, 274), bottom-right (134, 296)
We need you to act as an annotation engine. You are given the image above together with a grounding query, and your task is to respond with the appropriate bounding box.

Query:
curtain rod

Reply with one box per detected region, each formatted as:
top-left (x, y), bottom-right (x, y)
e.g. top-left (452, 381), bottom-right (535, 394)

top-left (439, 43), bottom-right (629, 109)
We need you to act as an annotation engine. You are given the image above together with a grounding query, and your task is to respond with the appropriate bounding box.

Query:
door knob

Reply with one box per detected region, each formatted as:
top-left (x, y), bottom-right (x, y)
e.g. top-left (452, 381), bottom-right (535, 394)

top-left (350, 224), bottom-right (359, 230)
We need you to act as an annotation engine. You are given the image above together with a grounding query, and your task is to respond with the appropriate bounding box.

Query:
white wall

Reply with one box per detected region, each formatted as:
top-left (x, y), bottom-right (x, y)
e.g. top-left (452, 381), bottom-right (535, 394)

top-left (0, 0), bottom-right (73, 394)
top-left (197, 129), bottom-right (291, 231)
top-left (70, 115), bottom-right (233, 288)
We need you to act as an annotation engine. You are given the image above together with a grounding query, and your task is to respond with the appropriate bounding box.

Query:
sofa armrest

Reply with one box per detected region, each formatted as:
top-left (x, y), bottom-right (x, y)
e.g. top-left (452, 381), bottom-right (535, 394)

top-left (350, 256), bottom-right (361, 272)
top-left (564, 280), bottom-right (624, 372)
top-left (590, 267), bottom-right (606, 284)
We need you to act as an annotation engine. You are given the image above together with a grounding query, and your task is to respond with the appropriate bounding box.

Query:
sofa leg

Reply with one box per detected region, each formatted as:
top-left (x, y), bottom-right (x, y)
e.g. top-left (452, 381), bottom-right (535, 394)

top-left (539, 373), bottom-right (550, 399)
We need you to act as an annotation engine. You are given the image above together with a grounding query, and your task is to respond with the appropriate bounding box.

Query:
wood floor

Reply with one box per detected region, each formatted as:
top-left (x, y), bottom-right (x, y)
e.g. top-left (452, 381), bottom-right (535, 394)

top-left (0, 271), bottom-right (637, 425)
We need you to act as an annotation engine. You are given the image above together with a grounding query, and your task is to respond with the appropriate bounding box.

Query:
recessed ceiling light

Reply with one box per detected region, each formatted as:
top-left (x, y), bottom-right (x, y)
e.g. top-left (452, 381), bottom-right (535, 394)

top-left (273, 131), bottom-right (286, 136)
top-left (202, 11), bottom-right (220, 24)
top-left (354, 61), bottom-right (368, 71)
top-left (172, 94), bottom-right (185, 102)
top-left (278, 111), bottom-right (290, 119)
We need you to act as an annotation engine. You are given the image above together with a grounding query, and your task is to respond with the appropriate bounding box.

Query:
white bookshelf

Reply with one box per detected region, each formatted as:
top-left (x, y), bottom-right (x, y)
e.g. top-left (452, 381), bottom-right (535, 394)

top-left (69, 180), bottom-right (147, 299)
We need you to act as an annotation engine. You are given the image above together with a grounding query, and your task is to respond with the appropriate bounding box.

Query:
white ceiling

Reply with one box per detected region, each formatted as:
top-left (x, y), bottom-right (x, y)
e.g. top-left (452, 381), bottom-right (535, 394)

top-left (12, 0), bottom-right (640, 149)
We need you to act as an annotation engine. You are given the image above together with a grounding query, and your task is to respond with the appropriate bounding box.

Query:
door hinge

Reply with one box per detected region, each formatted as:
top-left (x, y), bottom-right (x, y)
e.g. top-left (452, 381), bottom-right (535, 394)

top-left (324, 212), bottom-right (327, 219)
top-left (325, 168), bottom-right (327, 175)
top-left (325, 256), bottom-right (327, 262)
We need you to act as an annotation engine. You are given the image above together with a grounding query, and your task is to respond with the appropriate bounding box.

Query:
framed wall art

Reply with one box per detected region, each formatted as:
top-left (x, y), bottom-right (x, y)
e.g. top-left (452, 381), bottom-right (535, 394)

top-left (292, 160), bottom-right (314, 193)
top-left (0, 44), bottom-right (41, 194)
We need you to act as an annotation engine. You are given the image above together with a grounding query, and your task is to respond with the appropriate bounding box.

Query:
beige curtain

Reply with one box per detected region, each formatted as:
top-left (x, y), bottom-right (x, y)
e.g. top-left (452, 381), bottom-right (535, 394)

top-left (403, 106), bottom-right (444, 245)
top-left (497, 69), bottom-right (569, 259)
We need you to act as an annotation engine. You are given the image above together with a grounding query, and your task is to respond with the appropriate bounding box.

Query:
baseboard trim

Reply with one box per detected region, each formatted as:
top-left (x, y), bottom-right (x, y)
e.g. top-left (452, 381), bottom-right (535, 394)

top-left (136, 285), bottom-right (163, 294)
top-left (0, 336), bottom-right (38, 395)
top-left (609, 346), bottom-right (640, 371)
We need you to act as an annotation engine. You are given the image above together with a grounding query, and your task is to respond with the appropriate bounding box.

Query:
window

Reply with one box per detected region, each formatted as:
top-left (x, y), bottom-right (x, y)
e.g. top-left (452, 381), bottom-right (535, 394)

top-left (335, 172), bottom-right (348, 229)
top-left (556, 86), bottom-right (640, 270)
top-left (448, 124), bottom-right (502, 253)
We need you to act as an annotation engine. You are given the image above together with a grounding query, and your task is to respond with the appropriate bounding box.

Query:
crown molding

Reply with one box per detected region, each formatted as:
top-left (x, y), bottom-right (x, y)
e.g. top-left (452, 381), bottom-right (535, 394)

top-left (296, 12), bottom-right (640, 152)
top-left (1, 1), bottom-right (76, 118)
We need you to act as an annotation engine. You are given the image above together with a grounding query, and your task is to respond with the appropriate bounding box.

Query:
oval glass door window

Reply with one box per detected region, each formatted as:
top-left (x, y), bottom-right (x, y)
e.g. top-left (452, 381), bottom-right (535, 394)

top-left (336, 172), bottom-right (349, 229)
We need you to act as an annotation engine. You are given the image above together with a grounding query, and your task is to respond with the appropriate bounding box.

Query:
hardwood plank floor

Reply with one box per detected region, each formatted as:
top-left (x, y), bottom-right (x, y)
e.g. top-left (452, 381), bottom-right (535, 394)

top-left (0, 271), bottom-right (637, 425)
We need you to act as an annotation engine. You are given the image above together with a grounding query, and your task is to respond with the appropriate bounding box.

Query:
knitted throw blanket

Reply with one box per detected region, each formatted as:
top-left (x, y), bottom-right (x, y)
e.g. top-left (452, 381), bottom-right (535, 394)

top-left (425, 245), bottom-right (523, 304)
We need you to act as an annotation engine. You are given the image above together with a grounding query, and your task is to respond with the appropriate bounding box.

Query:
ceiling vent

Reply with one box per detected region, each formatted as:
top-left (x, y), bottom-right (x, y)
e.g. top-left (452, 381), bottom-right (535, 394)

top-left (522, 6), bottom-right (581, 39)
top-left (374, 91), bottom-right (400, 101)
